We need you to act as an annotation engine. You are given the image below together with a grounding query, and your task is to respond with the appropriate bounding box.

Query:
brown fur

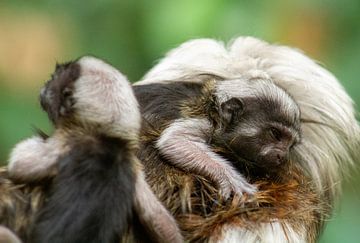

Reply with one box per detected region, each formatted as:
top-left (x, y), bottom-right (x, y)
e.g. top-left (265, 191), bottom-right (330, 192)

top-left (0, 123), bottom-right (332, 243)
top-left (0, 168), bottom-right (47, 241)
top-left (180, 79), bottom-right (218, 119)
top-left (137, 123), bottom-right (328, 242)
top-left (0, 90), bottom-right (330, 243)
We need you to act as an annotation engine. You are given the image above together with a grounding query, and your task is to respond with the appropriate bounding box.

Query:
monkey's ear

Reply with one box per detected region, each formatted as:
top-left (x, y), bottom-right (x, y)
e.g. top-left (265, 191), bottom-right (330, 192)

top-left (220, 98), bottom-right (244, 125)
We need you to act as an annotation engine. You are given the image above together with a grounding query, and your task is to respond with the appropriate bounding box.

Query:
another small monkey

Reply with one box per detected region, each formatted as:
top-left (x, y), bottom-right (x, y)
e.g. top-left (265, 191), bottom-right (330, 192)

top-left (8, 57), bottom-right (183, 243)
top-left (136, 73), bottom-right (301, 199)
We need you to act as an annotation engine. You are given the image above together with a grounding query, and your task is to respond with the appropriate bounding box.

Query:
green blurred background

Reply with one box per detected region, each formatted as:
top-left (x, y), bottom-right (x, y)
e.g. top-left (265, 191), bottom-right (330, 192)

top-left (0, 0), bottom-right (359, 242)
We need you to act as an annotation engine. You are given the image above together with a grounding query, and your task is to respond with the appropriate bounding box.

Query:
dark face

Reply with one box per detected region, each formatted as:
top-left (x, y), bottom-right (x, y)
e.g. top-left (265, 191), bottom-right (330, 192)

top-left (40, 61), bottom-right (80, 125)
top-left (213, 96), bottom-right (301, 176)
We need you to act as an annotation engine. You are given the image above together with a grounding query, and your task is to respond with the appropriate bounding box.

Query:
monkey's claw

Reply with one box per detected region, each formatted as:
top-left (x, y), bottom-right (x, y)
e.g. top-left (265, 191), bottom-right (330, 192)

top-left (219, 175), bottom-right (257, 200)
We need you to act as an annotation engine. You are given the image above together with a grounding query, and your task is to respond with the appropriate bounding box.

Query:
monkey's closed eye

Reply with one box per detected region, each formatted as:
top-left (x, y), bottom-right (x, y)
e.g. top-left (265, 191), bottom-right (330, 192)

top-left (269, 127), bottom-right (282, 141)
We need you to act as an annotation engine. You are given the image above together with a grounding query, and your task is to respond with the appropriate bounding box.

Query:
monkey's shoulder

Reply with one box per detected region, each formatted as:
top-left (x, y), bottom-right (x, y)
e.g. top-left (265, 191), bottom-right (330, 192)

top-left (134, 82), bottom-right (207, 127)
top-left (32, 134), bottom-right (135, 243)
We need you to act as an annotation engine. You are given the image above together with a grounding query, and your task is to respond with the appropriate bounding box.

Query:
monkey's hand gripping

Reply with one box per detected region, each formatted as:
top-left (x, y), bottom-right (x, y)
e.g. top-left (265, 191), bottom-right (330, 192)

top-left (157, 118), bottom-right (257, 199)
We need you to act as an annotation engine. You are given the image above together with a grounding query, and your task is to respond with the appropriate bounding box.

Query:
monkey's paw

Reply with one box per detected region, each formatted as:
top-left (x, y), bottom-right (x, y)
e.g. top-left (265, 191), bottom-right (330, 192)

top-left (8, 136), bottom-right (48, 180)
top-left (8, 136), bottom-right (64, 181)
top-left (219, 172), bottom-right (257, 200)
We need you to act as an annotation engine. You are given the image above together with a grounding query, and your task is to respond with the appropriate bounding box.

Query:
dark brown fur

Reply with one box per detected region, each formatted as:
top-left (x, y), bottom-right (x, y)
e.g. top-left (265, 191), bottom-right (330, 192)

top-left (137, 123), bottom-right (327, 243)
top-left (40, 62), bottom-right (80, 124)
top-left (0, 167), bottom-right (48, 241)
top-left (0, 152), bottom-right (329, 243)
top-left (0, 79), bottom-right (327, 243)
top-left (0, 133), bottom-right (330, 243)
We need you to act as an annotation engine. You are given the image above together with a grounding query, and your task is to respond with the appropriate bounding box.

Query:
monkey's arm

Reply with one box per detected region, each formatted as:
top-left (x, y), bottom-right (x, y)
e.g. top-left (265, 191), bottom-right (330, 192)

top-left (157, 118), bottom-right (256, 199)
top-left (8, 134), bottom-right (68, 181)
top-left (0, 226), bottom-right (22, 243)
top-left (134, 168), bottom-right (183, 243)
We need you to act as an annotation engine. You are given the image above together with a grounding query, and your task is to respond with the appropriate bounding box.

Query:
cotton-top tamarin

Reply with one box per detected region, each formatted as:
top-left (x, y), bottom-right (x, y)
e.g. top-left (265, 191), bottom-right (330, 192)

top-left (8, 56), bottom-right (183, 243)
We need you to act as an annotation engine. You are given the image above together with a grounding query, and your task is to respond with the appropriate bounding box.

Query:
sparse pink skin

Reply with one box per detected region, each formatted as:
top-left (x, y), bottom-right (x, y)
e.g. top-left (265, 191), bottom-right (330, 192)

top-left (8, 133), bottom-right (69, 182)
top-left (0, 226), bottom-right (22, 243)
top-left (134, 169), bottom-right (183, 243)
top-left (157, 118), bottom-right (257, 199)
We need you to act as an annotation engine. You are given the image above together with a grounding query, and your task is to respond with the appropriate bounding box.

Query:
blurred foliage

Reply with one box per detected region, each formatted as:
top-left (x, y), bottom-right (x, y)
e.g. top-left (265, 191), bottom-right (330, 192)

top-left (0, 0), bottom-right (359, 242)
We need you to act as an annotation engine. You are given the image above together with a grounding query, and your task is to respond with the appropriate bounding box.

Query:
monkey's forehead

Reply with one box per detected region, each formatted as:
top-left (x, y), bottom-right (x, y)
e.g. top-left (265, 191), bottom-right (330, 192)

top-left (215, 78), bottom-right (301, 121)
top-left (215, 78), bottom-right (296, 104)
top-left (238, 98), bottom-right (301, 135)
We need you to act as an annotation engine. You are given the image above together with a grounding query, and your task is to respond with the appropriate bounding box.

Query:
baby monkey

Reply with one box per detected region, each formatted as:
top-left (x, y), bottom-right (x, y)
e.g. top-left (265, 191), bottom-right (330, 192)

top-left (8, 57), bottom-right (183, 243)
top-left (155, 72), bottom-right (301, 199)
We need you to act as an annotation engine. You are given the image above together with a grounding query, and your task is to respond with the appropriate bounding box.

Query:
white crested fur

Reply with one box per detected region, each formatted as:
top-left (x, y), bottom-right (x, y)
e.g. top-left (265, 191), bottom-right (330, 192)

top-left (0, 226), bottom-right (22, 243)
top-left (74, 56), bottom-right (141, 140)
top-left (215, 222), bottom-right (306, 243)
top-left (135, 39), bottom-right (230, 85)
top-left (8, 133), bottom-right (69, 180)
top-left (8, 57), bottom-right (141, 181)
top-left (214, 78), bottom-right (300, 123)
top-left (156, 118), bottom-right (257, 199)
top-left (134, 167), bottom-right (183, 243)
top-left (137, 37), bottom-right (360, 203)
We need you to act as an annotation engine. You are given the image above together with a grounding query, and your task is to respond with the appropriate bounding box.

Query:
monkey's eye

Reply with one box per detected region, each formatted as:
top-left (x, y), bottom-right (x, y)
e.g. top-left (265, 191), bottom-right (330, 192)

top-left (269, 127), bottom-right (282, 141)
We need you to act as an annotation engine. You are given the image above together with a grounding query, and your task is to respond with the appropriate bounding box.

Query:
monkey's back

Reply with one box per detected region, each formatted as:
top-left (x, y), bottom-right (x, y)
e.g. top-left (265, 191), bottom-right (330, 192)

top-left (30, 135), bottom-right (135, 243)
top-left (134, 81), bottom-right (325, 243)
top-left (134, 82), bottom-right (206, 129)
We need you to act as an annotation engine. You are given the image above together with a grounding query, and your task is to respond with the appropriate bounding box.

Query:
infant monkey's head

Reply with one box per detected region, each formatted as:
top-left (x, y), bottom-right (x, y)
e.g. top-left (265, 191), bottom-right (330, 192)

top-left (40, 56), bottom-right (140, 140)
top-left (213, 72), bottom-right (301, 177)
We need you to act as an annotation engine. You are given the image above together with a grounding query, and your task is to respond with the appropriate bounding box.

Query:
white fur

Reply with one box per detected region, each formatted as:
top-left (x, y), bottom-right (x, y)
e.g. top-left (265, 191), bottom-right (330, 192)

top-left (215, 222), bottom-right (306, 243)
top-left (74, 56), bottom-right (141, 140)
top-left (136, 36), bottom-right (360, 242)
top-left (157, 118), bottom-right (257, 199)
top-left (214, 78), bottom-right (300, 124)
top-left (8, 56), bottom-right (141, 180)
top-left (8, 133), bottom-right (69, 180)
top-left (137, 37), bottom-right (360, 203)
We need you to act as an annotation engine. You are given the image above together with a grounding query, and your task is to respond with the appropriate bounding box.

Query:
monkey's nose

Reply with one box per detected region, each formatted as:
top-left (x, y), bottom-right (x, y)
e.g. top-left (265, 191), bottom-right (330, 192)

top-left (275, 152), bottom-right (288, 165)
top-left (276, 154), bottom-right (283, 165)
